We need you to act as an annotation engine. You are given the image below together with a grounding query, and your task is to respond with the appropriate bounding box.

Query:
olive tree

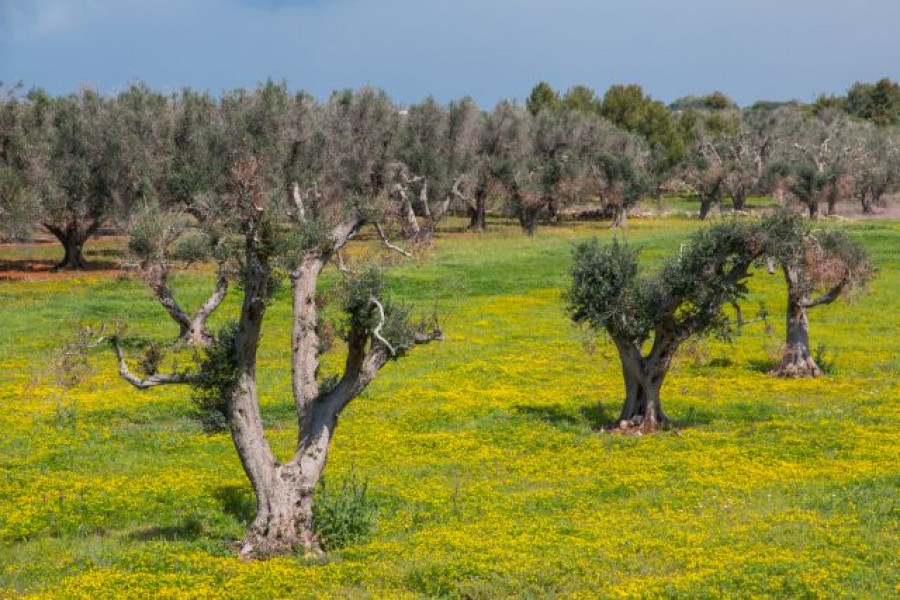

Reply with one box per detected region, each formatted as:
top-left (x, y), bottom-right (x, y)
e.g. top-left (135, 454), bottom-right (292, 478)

top-left (773, 109), bottom-right (858, 219)
top-left (118, 87), bottom-right (227, 343)
top-left (124, 82), bottom-right (315, 345)
top-left (721, 109), bottom-right (775, 213)
top-left (685, 128), bottom-right (729, 219)
top-left (513, 108), bottom-right (597, 233)
top-left (112, 84), bottom-right (232, 345)
top-left (389, 96), bottom-right (481, 243)
top-left (109, 88), bottom-right (441, 558)
top-left (0, 84), bottom-right (40, 241)
top-left (17, 88), bottom-right (124, 269)
top-left (768, 213), bottom-right (875, 377)
top-left (585, 120), bottom-right (651, 228)
top-left (567, 217), bottom-right (788, 431)
top-left (466, 101), bottom-right (529, 232)
top-left (855, 126), bottom-right (900, 214)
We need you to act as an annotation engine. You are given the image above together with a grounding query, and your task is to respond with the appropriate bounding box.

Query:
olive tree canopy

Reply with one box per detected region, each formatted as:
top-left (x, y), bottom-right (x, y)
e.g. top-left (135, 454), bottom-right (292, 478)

top-left (568, 216), bottom-right (795, 431)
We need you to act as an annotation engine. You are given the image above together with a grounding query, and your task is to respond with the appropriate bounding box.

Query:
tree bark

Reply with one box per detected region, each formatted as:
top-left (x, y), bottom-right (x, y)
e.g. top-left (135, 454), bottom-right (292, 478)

top-left (184, 270), bottom-right (229, 345)
top-left (520, 209), bottom-right (539, 235)
top-left (698, 193), bottom-right (720, 220)
top-left (611, 205), bottom-right (628, 229)
top-left (224, 240), bottom-right (295, 557)
top-left (544, 194), bottom-right (560, 224)
top-left (860, 192), bottom-right (877, 215)
top-left (772, 266), bottom-right (821, 378)
top-left (419, 194), bottom-right (452, 243)
top-left (732, 188), bottom-right (747, 212)
top-left (468, 188), bottom-right (486, 231)
top-left (613, 340), bottom-right (670, 431)
top-left (291, 253), bottom-right (326, 428)
top-left (807, 200), bottom-right (820, 220)
top-left (59, 235), bottom-right (88, 270)
top-left (45, 218), bottom-right (99, 270)
top-left (399, 194), bottom-right (421, 240)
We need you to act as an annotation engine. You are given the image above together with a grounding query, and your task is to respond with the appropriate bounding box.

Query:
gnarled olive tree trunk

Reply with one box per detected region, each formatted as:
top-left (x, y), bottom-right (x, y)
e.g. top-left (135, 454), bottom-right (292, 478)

top-left (730, 185), bottom-right (748, 213)
top-left (44, 217), bottom-right (101, 270)
top-left (611, 204), bottom-right (628, 229)
top-left (612, 337), bottom-right (679, 431)
top-left (806, 199), bottom-right (820, 220)
top-left (545, 194), bottom-right (560, 224)
top-left (468, 187), bottom-right (487, 231)
top-left (233, 216), bottom-right (441, 558)
top-left (233, 220), bottom-right (355, 557)
top-left (698, 190), bottom-right (722, 220)
top-left (860, 193), bottom-right (874, 215)
top-left (772, 265), bottom-right (821, 377)
top-left (412, 182), bottom-right (453, 244)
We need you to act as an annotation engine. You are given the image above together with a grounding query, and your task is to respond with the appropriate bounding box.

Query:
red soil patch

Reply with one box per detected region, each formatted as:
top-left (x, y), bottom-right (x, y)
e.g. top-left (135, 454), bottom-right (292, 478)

top-left (0, 262), bottom-right (127, 281)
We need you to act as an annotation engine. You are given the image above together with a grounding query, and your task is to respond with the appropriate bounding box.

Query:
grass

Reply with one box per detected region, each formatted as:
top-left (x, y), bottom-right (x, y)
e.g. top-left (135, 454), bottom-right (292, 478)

top-left (0, 214), bottom-right (898, 598)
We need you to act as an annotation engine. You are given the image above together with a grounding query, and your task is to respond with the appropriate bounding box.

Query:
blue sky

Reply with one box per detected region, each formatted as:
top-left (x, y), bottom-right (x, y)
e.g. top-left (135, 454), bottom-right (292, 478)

top-left (1, 0), bottom-right (898, 106)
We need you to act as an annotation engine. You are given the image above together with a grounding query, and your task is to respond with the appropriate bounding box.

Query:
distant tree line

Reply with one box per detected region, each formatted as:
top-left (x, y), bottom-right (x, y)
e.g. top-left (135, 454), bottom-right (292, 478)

top-left (2, 79), bottom-right (899, 264)
top-left (814, 78), bottom-right (900, 127)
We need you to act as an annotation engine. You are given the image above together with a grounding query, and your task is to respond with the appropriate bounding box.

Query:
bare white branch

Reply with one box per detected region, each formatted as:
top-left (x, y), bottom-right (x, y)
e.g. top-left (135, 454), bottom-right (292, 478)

top-left (111, 337), bottom-right (200, 389)
top-left (369, 298), bottom-right (396, 357)
top-left (334, 250), bottom-right (353, 277)
top-left (374, 222), bottom-right (412, 258)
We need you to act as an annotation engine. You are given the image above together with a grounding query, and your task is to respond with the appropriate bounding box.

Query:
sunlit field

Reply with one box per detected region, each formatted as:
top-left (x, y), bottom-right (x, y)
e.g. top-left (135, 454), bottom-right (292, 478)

top-left (1, 214), bottom-right (898, 599)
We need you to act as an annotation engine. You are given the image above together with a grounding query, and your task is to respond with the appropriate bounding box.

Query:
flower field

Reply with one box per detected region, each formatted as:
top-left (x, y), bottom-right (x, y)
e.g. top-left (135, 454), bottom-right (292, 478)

top-left (1, 216), bottom-right (898, 598)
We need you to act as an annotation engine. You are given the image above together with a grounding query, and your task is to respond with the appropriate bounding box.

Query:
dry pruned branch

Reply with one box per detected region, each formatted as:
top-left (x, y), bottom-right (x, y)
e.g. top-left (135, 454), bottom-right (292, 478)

top-left (334, 250), bottom-right (354, 277)
top-left (374, 222), bottom-right (412, 257)
top-left (369, 298), bottom-right (396, 356)
top-left (111, 336), bottom-right (200, 389)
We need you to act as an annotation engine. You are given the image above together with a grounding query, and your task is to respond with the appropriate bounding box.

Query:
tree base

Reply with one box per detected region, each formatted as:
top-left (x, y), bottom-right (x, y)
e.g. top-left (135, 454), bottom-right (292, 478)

top-left (771, 359), bottom-right (821, 378)
top-left (53, 254), bottom-right (88, 271)
top-left (611, 409), bottom-right (669, 435)
top-left (238, 525), bottom-right (321, 560)
top-left (771, 346), bottom-right (821, 378)
top-left (607, 416), bottom-right (667, 435)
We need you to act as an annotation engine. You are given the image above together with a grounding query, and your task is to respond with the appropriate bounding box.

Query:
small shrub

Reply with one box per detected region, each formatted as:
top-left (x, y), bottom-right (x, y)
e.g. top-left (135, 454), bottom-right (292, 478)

top-left (191, 323), bottom-right (240, 433)
top-left (138, 341), bottom-right (164, 377)
top-left (313, 476), bottom-right (377, 551)
top-left (814, 343), bottom-right (837, 375)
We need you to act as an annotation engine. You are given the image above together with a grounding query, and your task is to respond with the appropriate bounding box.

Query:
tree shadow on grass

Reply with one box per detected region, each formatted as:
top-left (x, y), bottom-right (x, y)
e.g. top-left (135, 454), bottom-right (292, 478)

top-left (670, 406), bottom-right (716, 429)
top-left (747, 358), bottom-right (778, 374)
top-left (515, 403), bottom-right (612, 431)
top-left (92, 247), bottom-right (124, 259)
top-left (0, 258), bottom-right (122, 279)
top-left (215, 485), bottom-right (255, 525)
top-left (128, 516), bottom-right (204, 542)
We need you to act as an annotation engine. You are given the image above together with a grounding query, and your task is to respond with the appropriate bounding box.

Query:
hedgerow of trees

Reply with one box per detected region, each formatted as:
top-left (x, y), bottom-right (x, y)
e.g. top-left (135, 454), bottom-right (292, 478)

top-left (4, 79), bottom-right (900, 251)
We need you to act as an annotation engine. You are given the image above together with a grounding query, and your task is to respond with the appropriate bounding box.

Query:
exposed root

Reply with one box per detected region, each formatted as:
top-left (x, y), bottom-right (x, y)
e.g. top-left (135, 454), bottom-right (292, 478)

top-left (770, 346), bottom-right (822, 378)
top-left (238, 530), bottom-right (323, 560)
top-left (604, 414), bottom-right (667, 436)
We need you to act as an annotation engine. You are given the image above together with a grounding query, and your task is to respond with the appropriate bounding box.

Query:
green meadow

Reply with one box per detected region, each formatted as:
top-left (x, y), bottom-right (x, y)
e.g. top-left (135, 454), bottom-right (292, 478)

top-left (1, 215), bottom-right (898, 599)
